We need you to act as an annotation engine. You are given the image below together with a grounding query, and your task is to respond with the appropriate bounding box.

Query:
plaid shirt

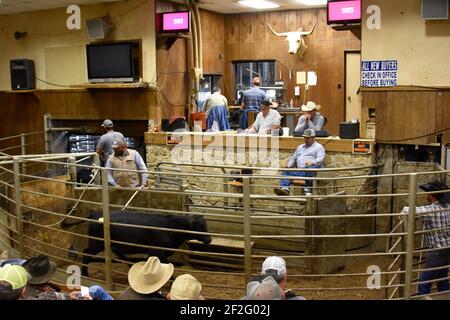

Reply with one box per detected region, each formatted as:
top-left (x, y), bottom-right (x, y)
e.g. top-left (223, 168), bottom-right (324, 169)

top-left (404, 202), bottom-right (450, 249)
top-left (242, 87), bottom-right (267, 111)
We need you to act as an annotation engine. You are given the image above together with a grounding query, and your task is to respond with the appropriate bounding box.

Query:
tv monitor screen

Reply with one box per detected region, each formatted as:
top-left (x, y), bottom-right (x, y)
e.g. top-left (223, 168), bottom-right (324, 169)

top-left (327, 0), bottom-right (361, 25)
top-left (86, 43), bottom-right (134, 82)
top-left (161, 11), bottom-right (190, 32)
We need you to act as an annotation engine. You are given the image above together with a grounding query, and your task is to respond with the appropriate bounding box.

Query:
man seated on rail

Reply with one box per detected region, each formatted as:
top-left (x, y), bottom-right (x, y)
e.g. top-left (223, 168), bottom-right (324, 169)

top-left (401, 181), bottom-right (450, 296)
top-left (106, 138), bottom-right (148, 188)
top-left (244, 100), bottom-right (281, 135)
top-left (274, 128), bottom-right (325, 196)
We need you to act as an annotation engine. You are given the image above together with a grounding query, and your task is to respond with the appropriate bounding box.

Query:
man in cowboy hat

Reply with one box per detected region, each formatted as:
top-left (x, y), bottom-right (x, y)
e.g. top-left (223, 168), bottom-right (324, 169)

top-left (294, 101), bottom-right (325, 135)
top-left (401, 181), bottom-right (450, 296)
top-left (21, 254), bottom-right (59, 299)
top-left (120, 256), bottom-right (173, 300)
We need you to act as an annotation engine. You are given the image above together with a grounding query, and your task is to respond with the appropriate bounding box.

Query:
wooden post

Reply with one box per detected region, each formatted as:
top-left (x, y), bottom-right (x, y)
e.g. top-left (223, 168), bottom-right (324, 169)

top-left (242, 177), bottom-right (252, 285)
top-left (101, 168), bottom-right (113, 290)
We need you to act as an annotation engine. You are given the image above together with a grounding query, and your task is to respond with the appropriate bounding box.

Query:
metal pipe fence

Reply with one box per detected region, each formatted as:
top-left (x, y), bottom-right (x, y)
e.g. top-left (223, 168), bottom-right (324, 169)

top-left (0, 132), bottom-right (449, 299)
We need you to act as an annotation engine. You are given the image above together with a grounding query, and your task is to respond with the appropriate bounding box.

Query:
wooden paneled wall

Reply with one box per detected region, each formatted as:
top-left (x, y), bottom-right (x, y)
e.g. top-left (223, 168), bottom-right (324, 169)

top-left (0, 89), bottom-right (157, 152)
top-left (361, 88), bottom-right (450, 145)
top-left (223, 8), bottom-right (360, 135)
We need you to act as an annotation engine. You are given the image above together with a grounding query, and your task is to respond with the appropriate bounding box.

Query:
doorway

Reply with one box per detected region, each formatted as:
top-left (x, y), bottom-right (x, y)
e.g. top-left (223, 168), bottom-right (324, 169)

top-left (345, 51), bottom-right (361, 123)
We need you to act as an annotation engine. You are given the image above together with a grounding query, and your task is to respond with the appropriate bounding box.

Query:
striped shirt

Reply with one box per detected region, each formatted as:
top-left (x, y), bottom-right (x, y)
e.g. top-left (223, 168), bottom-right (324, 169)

top-left (242, 87), bottom-right (267, 111)
top-left (402, 202), bottom-right (450, 249)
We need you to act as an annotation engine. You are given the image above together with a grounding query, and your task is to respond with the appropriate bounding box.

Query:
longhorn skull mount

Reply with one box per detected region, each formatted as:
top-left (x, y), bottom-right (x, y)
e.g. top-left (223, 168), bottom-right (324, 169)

top-left (267, 23), bottom-right (316, 58)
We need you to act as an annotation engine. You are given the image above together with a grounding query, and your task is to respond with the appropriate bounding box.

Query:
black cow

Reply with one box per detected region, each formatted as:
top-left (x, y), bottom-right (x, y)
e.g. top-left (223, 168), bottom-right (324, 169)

top-left (79, 211), bottom-right (211, 276)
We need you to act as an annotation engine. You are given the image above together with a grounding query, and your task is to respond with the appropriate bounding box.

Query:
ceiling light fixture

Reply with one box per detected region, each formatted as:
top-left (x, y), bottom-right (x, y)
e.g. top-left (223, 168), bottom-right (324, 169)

top-left (238, 0), bottom-right (280, 9)
top-left (296, 0), bottom-right (327, 6)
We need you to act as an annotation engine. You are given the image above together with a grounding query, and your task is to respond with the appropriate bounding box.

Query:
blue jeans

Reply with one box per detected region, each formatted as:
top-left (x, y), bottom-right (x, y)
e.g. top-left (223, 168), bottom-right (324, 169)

top-left (89, 285), bottom-right (114, 300)
top-left (418, 248), bottom-right (450, 295)
top-left (239, 108), bottom-right (258, 129)
top-left (280, 164), bottom-right (320, 189)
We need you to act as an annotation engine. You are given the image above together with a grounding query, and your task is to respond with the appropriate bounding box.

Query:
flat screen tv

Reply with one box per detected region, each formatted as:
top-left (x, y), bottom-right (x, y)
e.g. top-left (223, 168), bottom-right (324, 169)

top-left (86, 42), bottom-right (136, 83)
top-left (160, 11), bottom-right (190, 33)
top-left (327, 0), bottom-right (361, 25)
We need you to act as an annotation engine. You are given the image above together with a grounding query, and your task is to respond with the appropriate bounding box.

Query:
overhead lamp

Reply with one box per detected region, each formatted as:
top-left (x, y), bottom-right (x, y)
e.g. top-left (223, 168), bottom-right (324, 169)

top-left (238, 0), bottom-right (280, 9)
top-left (296, 0), bottom-right (327, 5)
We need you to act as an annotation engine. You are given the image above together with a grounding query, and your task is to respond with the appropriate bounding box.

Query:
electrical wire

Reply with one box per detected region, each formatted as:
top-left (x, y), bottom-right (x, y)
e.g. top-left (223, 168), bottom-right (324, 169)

top-left (35, 77), bottom-right (73, 88)
top-left (377, 126), bottom-right (450, 143)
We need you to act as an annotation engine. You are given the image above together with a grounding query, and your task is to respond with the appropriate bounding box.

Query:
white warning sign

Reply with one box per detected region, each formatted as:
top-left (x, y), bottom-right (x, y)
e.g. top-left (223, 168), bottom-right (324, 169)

top-left (361, 60), bottom-right (398, 87)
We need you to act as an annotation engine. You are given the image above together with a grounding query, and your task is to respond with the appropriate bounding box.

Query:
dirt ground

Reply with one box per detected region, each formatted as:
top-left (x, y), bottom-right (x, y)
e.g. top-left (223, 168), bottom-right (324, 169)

top-left (83, 253), bottom-right (390, 300)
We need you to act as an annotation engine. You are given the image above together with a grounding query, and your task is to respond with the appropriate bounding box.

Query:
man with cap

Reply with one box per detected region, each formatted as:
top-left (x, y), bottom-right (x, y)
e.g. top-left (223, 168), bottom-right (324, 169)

top-left (401, 181), bottom-right (450, 296)
top-left (261, 256), bottom-right (305, 300)
top-left (295, 101), bottom-right (325, 135)
top-left (240, 76), bottom-right (268, 129)
top-left (0, 264), bottom-right (29, 300)
top-left (120, 256), bottom-right (173, 300)
top-left (105, 137), bottom-right (148, 188)
top-left (96, 119), bottom-right (125, 165)
top-left (167, 274), bottom-right (204, 300)
top-left (243, 274), bottom-right (281, 300)
top-left (245, 99), bottom-right (281, 135)
top-left (274, 128), bottom-right (325, 195)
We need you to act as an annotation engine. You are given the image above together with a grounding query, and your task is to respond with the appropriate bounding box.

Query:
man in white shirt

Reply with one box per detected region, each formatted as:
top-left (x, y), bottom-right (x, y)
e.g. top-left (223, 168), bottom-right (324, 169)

top-left (245, 100), bottom-right (281, 134)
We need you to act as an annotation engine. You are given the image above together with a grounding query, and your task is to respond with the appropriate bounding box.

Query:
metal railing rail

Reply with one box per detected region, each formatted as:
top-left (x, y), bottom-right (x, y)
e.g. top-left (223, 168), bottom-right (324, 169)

top-left (0, 136), bottom-right (449, 299)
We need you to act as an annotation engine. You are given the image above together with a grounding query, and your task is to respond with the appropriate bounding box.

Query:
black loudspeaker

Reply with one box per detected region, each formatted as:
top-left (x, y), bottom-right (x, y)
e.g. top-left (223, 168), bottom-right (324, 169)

top-left (10, 59), bottom-right (35, 90)
top-left (170, 118), bottom-right (187, 131)
top-left (162, 119), bottom-right (170, 132)
top-left (339, 122), bottom-right (360, 139)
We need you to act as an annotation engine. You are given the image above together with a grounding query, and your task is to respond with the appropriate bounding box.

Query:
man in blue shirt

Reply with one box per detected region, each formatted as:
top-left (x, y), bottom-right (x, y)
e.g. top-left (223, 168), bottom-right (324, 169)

top-left (240, 77), bottom-right (267, 129)
top-left (295, 101), bottom-right (325, 135)
top-left (274, 129), bottom-right (325, 196)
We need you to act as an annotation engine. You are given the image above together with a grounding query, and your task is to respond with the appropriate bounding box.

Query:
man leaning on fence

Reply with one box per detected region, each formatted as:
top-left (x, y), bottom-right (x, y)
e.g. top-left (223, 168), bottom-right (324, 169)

top-left (106, 138), bottom-right (148, 188)
top-left (402, 181), bottom-right (450, 296)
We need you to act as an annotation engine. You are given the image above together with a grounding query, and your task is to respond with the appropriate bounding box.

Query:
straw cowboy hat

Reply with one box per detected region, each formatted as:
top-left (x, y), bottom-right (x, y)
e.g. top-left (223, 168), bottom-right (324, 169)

top-left (128, 256), bottom-right (174, 294)
top-left (301, 101), bottom-right (321, 112)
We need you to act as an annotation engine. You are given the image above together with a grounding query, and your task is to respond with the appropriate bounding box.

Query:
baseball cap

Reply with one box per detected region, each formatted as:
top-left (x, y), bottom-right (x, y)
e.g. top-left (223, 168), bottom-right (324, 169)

top-left (261, 256), bottom-right (287, 279)
top-left (0, 264), bottom-right (30, 290)
top-left (101, 119), bottom-right (114, 128)
top-left (302, 128), bottom-right (316, 138)
top-left (244, 275), bottom-right (281, 300)
top-left (170, 274), bottom-right (202, 300)
top-left (419, 181), bottom-right (449, 193)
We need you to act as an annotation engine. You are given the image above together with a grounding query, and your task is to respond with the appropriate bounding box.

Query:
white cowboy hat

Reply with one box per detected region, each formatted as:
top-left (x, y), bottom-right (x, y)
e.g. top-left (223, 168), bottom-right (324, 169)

top-left (301, 101), bottom-right (321, 112)
top-left (128, 256), bottom-right (174, 294)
